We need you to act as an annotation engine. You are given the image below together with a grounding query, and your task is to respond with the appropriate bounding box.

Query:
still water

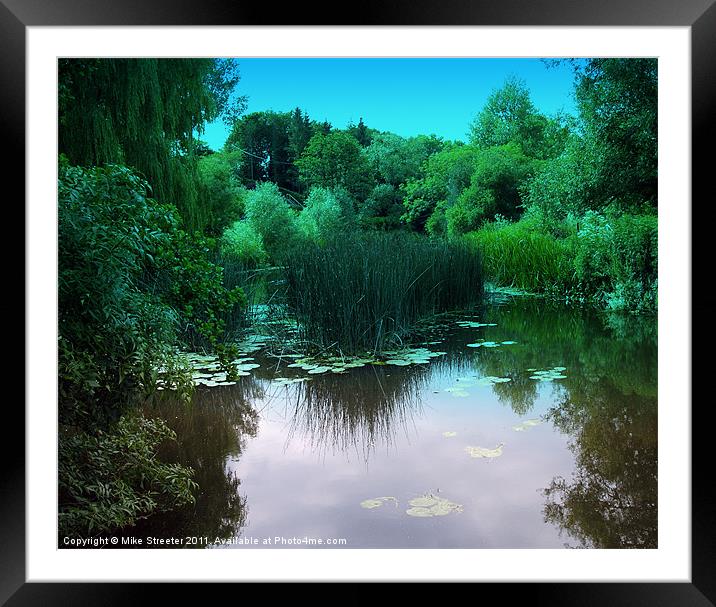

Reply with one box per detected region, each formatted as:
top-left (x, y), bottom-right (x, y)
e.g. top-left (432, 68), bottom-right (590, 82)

top-left (137, 296), bottom-right (657, 549)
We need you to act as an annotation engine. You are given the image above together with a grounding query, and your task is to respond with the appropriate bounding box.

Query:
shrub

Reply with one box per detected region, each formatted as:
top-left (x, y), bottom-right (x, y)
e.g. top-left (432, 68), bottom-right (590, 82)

top-left (467, 210), bottom-right (658, 312)
top-left (197, 151), bottom-right (246, 236)
top-left (59, 413), bottom-right (198, 537)
top-left (58, 158), bottom-right (244, 427)
top-left (220, 219), bottom-right (268, 267)
top-left (297, 186), bottom-right (350, 243)
top-left (359, 184), bottom-right (404, 230)
top-left (244, 182), bottom-right (299, 260)
top-left (464, 219), bottom-right (576, 293)
top-left (446, 189), bottom-right (492, 238)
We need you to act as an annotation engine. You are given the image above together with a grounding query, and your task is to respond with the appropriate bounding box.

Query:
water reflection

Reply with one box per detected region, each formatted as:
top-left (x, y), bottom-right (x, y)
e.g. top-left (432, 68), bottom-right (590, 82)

top-left (130, 297), bottom-right (657, 548)
top-left (542, 381), bottom-right (657, 548)
top-left (134, 381), bottom-right (261, 542)
top-left (283, 364), bottom-right (427, 460)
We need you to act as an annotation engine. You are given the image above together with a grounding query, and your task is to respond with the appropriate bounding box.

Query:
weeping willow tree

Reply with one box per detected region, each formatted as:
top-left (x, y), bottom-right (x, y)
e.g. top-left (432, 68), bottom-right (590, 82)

top-left (58, 58), bottom-right (245, 232)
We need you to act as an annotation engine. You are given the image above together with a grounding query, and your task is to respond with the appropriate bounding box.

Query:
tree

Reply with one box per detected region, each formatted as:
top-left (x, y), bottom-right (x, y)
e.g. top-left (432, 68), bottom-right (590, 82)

top-left (243, 182), bottom-right (299, 260)
top-left (295, 132), bottom-right (373, 199)
top-left (364, 133), bottom-right (444, 187)
top-left (573, 58), bottom-right (658, 208)
top-left (297, 187), bottom-right (354, 244)
top-left (401, 143), bottom-right (480, 231)
top-left (347, 117), bottom-right (373, 146)
top-left (197, 150), bottom-right (245, 237)
top-left (224, 111), bottom-right (293, 189)
top-left (58, 58), bottom-right (246, 233)
top-left (450, 143), bottom-right (535, 234)
top-left (469, 76), bottom-right (568, 160)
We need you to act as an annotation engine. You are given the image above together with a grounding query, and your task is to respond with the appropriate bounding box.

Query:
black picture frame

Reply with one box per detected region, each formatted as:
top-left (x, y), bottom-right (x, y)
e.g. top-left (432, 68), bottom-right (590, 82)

top-left (7, 0), bottom-right (713, 603)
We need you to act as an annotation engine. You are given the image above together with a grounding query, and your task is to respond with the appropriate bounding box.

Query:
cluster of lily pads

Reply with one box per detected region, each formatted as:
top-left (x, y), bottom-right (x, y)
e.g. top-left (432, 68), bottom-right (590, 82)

top-left (360, 493), bottom-right (463, 518)
top-left (527, 366), bottom-right (567, 381)
top-left (275, 346), bottom-right (448, 376)
top-left (467, 340), bottom-right (517, 348)
top-left (185, 353), bottom-right (261, 387)
top-left (443, 374), bottom-right (512, 398)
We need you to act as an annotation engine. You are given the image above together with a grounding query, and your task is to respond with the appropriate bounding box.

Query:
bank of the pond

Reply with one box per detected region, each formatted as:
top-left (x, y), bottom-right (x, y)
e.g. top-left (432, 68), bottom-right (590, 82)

top-left (463, 211), bottom-right (658, 314)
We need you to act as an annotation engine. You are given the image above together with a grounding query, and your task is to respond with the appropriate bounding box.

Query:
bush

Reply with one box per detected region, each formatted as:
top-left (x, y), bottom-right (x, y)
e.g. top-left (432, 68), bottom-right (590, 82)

top-left (244, 182), bottom-right (299, 260)
top-left (359, 184), bottom-right (404, 230)
top-left (197, 151), bottom-right (246, 236)
top-left (220, 219), bottom-right (268, 267)
top-left (464, 219), bottom-right (576, 293)
top-left (425, 201), bottom-right (447, 238)
top-left (58, 158), bottom-right (244, 427)
top-left (467, 210), bottom-right (657, 312)
top-left (297, 186), bottom-right (351, 243)
top-left (446, 189), bottom-right (492, 237)
top-left (59, 413), bottom-right (198, 537)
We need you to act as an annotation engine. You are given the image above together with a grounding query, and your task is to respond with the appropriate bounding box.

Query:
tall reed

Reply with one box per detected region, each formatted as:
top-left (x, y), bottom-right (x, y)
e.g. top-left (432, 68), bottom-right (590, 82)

top-left (282, 232), bottom-right (483, 353)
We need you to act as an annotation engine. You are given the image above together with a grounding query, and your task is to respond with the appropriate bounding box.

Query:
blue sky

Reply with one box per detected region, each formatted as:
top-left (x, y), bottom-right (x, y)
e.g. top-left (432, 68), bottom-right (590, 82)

top-left (201, 58), bottom-right (580, 150)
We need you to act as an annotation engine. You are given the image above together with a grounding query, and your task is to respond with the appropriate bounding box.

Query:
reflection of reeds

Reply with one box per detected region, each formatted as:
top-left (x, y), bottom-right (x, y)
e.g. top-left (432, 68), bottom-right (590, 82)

top-left (283, 364), bottom-right (428, 460)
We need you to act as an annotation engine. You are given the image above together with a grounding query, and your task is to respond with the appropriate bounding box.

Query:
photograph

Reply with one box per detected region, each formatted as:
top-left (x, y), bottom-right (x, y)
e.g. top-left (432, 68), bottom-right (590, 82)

top-left (56, 56), bottom-right (659, 551)
top-left (10, 3), bottom-right (706, 595)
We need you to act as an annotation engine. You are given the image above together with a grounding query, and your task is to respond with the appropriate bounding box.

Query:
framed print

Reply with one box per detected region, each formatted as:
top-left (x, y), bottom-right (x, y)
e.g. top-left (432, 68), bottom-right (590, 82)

top-left (8, 0), bottom-right (714, 602)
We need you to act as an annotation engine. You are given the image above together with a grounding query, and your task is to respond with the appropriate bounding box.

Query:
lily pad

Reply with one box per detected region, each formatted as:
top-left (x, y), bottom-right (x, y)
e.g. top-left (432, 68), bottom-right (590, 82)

top-left (405, 507), bottom-right (433, 517)
top-left (307, 366), bottom-right (331, 374)
top-left (406, 494), bottom-right (463, 517)
top-left (512, 418), bottom-right (543, 432)
top-left (529, 367), bottom-right (568, 381)
top-left (465, 444), bottom-right (504, 458)
top-left (409, 496), bottom-right (439, 508)
top-left (360, 496), bottom-right (398, 509)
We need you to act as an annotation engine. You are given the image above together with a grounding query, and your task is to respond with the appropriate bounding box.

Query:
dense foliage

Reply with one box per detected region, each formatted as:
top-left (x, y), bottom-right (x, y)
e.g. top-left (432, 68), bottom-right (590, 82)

top-left (58, 58), bottom-right (246, 232)
top-left (58, 159), bottom-right (245, 536)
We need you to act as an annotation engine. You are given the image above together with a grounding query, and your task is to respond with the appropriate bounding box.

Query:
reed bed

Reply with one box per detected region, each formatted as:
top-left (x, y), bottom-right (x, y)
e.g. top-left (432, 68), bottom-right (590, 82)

top-left (282, 232), bottom-right (484, 353)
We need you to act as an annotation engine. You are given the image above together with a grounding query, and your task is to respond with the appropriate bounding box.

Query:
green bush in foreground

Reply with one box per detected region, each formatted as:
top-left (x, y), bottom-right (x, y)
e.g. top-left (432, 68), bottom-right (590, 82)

top-left (59, 159), bottom-right (244, 426)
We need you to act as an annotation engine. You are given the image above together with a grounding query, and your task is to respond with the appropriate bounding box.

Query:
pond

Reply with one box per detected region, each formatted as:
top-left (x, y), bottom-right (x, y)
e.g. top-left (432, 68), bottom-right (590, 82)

top-left (134, 295), bottom-right (657, 549)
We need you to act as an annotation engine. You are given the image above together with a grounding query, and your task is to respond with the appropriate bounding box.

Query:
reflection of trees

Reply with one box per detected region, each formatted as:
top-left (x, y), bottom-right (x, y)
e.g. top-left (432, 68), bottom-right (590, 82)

top-left (284, 365), bottom-right (425, 460)
top-left (132, 380), bottom-right (261, 544)
top-left (466, 298), bottom-right (657, 415)
top-left (542, 381), bottom-right (657, 548)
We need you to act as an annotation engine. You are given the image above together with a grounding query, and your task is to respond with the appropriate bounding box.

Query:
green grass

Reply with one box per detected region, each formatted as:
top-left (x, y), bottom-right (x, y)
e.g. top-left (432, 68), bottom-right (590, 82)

top-left (282, 232), bottom-right (483, 353)
top-left (464, 222), bottom-right (577, 294)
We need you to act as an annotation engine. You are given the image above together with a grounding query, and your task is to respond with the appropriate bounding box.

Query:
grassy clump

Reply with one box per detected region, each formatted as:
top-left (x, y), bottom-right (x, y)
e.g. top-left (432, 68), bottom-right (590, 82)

top-left (465, 209), bottom-right (657, 312)
top-left (282, 232), bottom-right (483, 353)
top-left (464, 219), bottom-right (577, 294)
